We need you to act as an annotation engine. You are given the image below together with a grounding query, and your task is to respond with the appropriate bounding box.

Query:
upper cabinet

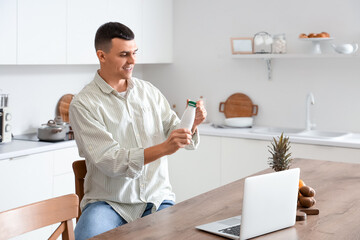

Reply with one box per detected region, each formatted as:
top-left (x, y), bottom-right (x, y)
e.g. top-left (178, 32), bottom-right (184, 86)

top-left (141, 0), bottom-right (173, 63)
top-left (0, 1), bottom-right (17, 64)
top-left (18, 0), bottom-right (67, 64)
top-left (107, 0), bottom-right (143, 62)
top-left (67, 0), bottom-right (109, 64)
top-left (0, 0), bottom-right (173, 65)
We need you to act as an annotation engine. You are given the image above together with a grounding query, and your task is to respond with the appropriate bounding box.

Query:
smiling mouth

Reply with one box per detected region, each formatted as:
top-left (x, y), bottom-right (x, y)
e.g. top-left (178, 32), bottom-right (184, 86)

top-left (124, 66), bottom-right (133, 71)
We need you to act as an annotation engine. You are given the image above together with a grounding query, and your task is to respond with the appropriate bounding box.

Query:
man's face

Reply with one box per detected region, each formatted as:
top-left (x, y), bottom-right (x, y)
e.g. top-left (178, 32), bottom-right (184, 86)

top-left (98, 38), bottom-right (138, 80)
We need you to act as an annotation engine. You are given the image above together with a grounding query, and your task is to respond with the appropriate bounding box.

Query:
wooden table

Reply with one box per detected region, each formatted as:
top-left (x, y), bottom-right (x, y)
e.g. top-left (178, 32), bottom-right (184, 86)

top-left (91, 159), bottom-right (360, 240)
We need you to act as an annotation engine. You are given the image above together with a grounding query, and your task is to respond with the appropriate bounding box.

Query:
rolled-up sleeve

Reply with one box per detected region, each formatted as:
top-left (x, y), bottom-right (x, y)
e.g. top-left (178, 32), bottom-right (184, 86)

top-left (70, 102), bottom-right (144, 179)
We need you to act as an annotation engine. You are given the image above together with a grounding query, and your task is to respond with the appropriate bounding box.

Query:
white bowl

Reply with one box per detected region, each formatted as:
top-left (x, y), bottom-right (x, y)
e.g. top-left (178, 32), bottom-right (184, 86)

top-left (224, 117), bottom-right (253, 128)
top-left (331, 43), bottom-right (358, 54)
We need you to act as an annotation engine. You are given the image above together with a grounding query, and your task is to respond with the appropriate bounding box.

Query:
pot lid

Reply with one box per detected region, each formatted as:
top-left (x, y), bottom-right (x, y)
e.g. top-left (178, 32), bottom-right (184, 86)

top-left (219, 93), bottom-right (258, 118)
top-left (40, 120), bottom-right (63, 130)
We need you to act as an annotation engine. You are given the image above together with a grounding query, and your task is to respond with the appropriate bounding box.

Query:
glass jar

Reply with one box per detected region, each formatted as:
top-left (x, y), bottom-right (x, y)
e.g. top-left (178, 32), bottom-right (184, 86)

top-left (253, 32), bottom-right (273, 54)
top-left (272, 34), bottom-right (287, 54)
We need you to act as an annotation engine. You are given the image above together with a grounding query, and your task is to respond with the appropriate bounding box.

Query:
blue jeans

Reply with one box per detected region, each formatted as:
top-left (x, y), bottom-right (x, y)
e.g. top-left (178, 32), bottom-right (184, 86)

top-left (74, 200), bottom-right (174, 240)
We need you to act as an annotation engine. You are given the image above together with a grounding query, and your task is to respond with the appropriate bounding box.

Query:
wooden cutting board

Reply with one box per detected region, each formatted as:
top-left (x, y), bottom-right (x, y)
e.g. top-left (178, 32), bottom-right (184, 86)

top-left (219, 93), bottom-right (258, 118)
top-left (56, 94), bottom-right (74, 123)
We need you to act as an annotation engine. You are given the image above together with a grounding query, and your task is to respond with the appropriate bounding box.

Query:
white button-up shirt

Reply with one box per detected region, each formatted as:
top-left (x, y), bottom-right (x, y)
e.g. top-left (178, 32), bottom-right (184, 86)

top-left (69, 72), bottom-right (199, 222)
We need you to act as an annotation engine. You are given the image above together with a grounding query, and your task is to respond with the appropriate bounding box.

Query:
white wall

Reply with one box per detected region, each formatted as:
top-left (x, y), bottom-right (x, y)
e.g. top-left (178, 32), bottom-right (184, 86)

top-left (143, 0), bottom-right (360, 133)
top-left (0, 65), bottom-right (143, 135)
top-left (1, 0), bottom-right (360, 135)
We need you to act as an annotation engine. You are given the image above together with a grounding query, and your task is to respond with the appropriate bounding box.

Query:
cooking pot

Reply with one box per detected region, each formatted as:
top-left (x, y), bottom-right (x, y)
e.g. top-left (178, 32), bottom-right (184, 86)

top-left (54, 116), bottom-right (71, 133)
top-left (38, 120), bottom-right (66, 141)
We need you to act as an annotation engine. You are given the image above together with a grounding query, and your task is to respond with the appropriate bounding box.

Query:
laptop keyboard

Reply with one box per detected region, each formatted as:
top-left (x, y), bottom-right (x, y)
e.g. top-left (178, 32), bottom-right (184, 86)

top-left (219, 225), bottom-right (240, 236)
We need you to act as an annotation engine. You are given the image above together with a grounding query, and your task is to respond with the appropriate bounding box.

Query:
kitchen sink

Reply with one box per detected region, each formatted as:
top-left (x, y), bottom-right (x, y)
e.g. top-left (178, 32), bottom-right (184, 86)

top-left (296, 130), bottom-right (350, 139)
top-left (251, 127), bottom-right (350, 139)
top-left (251, 127), bottom-right (304, 135)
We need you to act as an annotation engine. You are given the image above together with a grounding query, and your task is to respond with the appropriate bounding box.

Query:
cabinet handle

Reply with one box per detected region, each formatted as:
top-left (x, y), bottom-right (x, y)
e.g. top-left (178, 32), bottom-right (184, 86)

top-left (10, 155), bottom-right (30, 161)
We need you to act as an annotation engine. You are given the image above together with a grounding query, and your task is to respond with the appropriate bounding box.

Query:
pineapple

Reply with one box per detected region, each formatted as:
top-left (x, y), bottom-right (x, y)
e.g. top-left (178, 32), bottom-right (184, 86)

top-left (268, 133), bottom-right (293, 171)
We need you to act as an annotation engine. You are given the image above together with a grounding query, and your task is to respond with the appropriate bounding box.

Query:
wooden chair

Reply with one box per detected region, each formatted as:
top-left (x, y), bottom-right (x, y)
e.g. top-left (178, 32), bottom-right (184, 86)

top-left (72, 159), bottom-right (87, 222)
top-left (0, 194), bottom-right (78, 240)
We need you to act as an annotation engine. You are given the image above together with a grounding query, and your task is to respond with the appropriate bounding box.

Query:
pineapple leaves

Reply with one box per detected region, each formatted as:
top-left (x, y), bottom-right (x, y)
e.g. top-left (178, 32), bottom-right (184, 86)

top-left (268, 132), bottom-right (293, 172)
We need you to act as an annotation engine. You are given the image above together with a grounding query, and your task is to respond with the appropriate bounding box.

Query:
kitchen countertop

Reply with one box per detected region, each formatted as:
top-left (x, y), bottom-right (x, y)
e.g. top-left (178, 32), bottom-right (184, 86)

top-left (198, 123), bottom-right (360, 149)
top-left (0, 138), bottom-right (77, 160)
top-left (1, 124), bottom-right (360, 161)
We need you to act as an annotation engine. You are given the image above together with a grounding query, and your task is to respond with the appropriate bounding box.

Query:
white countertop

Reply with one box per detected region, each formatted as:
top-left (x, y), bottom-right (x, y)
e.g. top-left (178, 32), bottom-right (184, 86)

top-left (1, 124), bottom-right (360, 161)
top-left (198, 124), bottom-right (360, 149)
top-left (0, 139), bottom-right (77, 160)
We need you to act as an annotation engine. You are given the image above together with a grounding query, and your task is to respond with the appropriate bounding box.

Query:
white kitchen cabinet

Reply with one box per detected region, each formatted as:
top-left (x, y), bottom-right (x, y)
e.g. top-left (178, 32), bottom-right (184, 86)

top-left (0, 152), bottom-right (53, 212)
top-left (168, 135), bottom-right (269, 202)
top-left (53, 172), bottom-right (75, 198)
top-left (0, 152), bottom-right (54, 239)
top-left (0, 146), bottom-right (81, 239)
top-left (291, 143), bottom-right (360, 164)
top-left (0, 1), bottom-right (17, 64)
top-left (51, 146), bottom-right (82, 237)
top-left (107, 0), bottom-right (143, 62)
top-left (17, 0), bottom-right (67, 64)
top-left (53, 147), bottom-right (81, 176)
top-left (0, 0), bottom-right (172, 65)
top-left (67, 0), bottom-right (142, 64)
top-left (168, 136), bottom-right (222, 202)
top-left (141, 0), bottom-right (173, 63)
top-left (67, 0), bottom-right (172, 64)
top-left (67, 0), bottom-right (109, 64)
top-left (53, 147), bottom-right (82, 197)
top-left (220, 137), bottom-right (269, 185)
top-left (168, 133), bottom-right (360, 203)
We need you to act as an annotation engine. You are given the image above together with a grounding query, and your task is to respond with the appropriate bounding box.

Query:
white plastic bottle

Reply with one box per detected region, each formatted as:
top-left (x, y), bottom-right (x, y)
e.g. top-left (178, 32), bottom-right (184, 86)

top-left (179, 100), bottom-right (197, 131)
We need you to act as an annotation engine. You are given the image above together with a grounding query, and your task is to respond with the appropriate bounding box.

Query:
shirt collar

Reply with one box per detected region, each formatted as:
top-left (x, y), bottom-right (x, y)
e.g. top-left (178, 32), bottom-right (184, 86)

top-left (94, 71), bottom-right (134, 95)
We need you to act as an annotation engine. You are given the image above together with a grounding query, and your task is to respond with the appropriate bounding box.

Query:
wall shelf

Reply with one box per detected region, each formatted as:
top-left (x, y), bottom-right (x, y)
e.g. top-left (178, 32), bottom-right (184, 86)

top-left (232, 53), bottom-right (359, 59)
top-left (232, 53), bottom-right (359, 80)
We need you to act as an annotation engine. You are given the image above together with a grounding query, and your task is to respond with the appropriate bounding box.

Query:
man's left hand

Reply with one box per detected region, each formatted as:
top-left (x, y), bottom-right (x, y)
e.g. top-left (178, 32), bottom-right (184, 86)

top-left (191, 99), bottom-right (207, 133)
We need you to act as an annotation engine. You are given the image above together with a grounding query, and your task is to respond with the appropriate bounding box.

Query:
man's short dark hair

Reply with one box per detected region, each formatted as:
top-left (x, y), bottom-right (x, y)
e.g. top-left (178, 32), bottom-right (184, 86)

top-left (95, 22), bottom-right (135, 52)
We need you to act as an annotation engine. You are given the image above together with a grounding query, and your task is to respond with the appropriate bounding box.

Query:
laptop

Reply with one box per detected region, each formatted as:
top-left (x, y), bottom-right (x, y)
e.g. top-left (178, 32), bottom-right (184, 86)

top-left (196, 168), bottom-right (300, 240)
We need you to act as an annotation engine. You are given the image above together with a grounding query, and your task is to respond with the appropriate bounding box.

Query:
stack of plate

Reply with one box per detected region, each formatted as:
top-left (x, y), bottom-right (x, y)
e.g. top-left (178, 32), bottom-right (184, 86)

top-left (224, 117), bottom-right (253, 128)
top-left (219, 93), bottom-right (258, 128)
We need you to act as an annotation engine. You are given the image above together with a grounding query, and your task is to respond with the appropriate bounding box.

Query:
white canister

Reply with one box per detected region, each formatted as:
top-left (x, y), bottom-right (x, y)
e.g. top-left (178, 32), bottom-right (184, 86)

top-left (272, 34), bottom-right (287, 54)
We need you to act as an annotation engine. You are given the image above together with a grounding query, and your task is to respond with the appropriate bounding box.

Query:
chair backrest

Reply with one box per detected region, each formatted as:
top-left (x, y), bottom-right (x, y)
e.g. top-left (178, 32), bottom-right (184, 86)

top-left (72, 160), bottom-right (87, 222)
top-left (0, 194), bottom-right (78, 240)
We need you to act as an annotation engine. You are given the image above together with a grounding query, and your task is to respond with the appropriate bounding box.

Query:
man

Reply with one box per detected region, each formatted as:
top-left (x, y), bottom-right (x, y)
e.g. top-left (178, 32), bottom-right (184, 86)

top-left (69, 22), bottom-right (207, 240)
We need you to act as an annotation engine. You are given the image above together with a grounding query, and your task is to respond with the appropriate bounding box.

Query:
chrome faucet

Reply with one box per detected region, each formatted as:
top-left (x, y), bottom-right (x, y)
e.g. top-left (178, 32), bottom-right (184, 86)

top-left (306, 92), bottom-right (316, 131)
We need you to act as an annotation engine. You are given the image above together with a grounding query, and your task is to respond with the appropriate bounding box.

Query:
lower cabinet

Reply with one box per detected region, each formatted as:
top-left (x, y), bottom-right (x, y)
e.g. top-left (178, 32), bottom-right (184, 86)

top-left (0, 146), bottom-right (82, 240)
top-left (168, 136), bottom-right (269, 202)
top-left (291, 143), bottom-right (360, 164)
top-left (168, 135), bottom-right (360, 203)
top-left (220, 137), bottom-right (269, 185)
top-left (1, 137), bottom-right (359, 238)
top-left (0, 151), bottom-right (54, 240)
top-left (168, 136), bottom-right (222, 203)
top-left (52, 147), bottom-right (82, 197)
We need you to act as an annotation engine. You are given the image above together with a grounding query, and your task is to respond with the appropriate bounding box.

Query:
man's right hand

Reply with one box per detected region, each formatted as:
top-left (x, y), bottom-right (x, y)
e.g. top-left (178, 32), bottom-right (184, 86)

top-left (144, 128), bottom-right (192, 165)
top-left (163, 128), bottom-right (192, 155)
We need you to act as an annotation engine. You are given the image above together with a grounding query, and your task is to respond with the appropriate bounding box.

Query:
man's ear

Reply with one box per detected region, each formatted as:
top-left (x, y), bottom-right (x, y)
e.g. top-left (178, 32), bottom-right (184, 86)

top-left (97, 50), bottom-right (106, 62)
